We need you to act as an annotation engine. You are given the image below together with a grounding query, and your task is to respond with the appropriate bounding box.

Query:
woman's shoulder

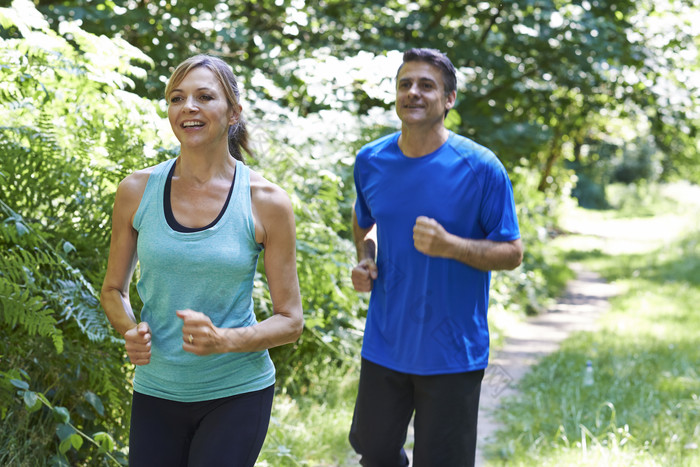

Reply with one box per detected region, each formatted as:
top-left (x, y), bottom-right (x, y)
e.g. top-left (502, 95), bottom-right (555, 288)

top-left (114, 165), bottom-right (160, 212)
top-left (248, 168), bottom-right (295, 243)
top-left (247, 169), bottom-right (295, 246)
top-left (248, 169), bottom-right (292, 210)
top-left (119, 166), bottom-right (155, 194)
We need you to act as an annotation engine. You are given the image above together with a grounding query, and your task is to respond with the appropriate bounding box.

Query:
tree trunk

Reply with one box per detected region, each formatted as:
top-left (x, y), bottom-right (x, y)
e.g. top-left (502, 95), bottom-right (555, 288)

top-left (538, 127), bottom-right (562, 192)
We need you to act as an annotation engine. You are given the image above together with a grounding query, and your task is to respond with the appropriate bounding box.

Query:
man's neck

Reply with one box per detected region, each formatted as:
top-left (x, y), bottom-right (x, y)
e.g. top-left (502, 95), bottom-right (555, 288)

top-left (398, 124), bottom-right (450, 158)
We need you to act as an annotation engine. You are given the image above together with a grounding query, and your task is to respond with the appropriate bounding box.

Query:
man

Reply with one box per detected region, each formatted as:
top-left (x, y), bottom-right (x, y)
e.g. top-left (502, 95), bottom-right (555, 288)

top-left (349, 48), bottom-right (523, 466)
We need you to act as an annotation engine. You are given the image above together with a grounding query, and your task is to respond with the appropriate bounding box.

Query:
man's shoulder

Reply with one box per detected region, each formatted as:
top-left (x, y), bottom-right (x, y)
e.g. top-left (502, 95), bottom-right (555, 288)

top-left (357, 131), bottom-right (399, 160)
top-left (447, 133), bottom-right (492, 158)
top-left (447, 133), bottom-right (505, 170)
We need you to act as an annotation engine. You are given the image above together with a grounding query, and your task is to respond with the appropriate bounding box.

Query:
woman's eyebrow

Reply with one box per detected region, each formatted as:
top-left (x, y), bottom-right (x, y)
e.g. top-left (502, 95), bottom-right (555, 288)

top-left (170, 86), bottom-right (217, 94)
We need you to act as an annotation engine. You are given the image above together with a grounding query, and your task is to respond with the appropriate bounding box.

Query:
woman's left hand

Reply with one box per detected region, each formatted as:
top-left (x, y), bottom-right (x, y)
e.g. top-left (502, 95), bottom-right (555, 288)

top-left (176, 309), bottom-right (223, 356)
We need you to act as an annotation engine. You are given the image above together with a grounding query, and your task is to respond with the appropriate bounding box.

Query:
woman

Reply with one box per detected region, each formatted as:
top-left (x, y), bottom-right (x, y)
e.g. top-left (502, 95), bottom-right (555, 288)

top-left (100, 55), bottom-right (304, 466)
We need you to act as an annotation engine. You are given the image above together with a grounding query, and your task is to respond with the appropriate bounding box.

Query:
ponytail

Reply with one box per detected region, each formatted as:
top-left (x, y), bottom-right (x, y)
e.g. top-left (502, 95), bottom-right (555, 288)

top-left (228, 114), bottom-right (254, 163)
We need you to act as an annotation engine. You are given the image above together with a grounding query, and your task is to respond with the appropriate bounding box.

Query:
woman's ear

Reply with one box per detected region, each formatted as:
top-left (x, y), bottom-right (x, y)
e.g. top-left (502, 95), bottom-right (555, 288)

top-left (229, 104), bottom-right (243, 125)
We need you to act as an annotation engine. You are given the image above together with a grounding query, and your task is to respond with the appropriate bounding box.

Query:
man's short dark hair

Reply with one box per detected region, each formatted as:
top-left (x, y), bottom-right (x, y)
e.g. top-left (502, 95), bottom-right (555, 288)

top-left (397, 48), bottom-right (457, 96)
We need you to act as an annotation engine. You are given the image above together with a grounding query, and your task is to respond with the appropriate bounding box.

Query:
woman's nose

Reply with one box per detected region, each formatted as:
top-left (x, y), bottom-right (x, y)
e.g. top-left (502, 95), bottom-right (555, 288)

top-left (183, 96), bottom-right (198, 112)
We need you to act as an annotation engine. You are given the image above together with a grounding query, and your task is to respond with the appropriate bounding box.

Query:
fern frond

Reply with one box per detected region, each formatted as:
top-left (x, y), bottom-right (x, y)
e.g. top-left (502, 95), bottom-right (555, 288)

top-left (0, 278), bottom-right (64, 353)
top-left (0, 200), bottom-right (112, 346)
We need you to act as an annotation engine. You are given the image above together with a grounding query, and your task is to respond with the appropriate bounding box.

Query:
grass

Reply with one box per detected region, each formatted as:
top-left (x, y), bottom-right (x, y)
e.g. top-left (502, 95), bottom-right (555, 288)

top-left (484, 183), bottom-right (700, 466)
top-left (257, 364), bottom-right (360, 466)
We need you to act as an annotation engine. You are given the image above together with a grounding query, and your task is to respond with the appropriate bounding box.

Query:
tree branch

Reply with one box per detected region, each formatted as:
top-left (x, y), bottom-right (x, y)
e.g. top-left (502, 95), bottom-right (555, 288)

top-left (479, 2), bottom-right (504, 45)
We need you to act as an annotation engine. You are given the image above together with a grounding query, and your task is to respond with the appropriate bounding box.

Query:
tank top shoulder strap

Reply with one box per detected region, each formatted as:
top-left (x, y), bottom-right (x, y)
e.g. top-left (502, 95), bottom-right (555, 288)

top-left (132, 158), bottom-right (176, 231)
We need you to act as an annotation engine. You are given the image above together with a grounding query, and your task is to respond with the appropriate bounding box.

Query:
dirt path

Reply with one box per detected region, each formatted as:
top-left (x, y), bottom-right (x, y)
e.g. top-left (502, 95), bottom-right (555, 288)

top-left (475, 264), bottom-right (621, 466)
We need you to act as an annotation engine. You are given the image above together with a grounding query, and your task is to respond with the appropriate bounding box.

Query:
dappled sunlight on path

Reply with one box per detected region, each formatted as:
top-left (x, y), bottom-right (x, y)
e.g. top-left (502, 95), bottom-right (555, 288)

top-left (557, 182), bottom-right (700, 255)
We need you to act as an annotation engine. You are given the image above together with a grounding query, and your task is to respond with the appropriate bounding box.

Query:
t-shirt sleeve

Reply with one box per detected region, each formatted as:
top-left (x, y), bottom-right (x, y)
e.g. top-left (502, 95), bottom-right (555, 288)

top-left (479, 161), bottom-right (520, 242)
top-left (353, 154), bottom-right (375, 229)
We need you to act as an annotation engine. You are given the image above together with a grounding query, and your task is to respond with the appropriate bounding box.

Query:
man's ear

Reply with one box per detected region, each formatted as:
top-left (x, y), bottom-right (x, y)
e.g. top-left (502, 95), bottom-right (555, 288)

top-left (445, 90), bottom-right (457, 110)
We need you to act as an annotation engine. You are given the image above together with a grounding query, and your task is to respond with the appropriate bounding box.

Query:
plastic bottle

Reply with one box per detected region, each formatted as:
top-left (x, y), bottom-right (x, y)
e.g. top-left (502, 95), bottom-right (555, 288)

top-left (583, 360), bottom-right (594, 387)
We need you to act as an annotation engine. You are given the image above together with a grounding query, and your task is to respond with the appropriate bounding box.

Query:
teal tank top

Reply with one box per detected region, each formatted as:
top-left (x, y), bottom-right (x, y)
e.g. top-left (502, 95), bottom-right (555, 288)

top-left (132, 158), bottom-right (275, 402)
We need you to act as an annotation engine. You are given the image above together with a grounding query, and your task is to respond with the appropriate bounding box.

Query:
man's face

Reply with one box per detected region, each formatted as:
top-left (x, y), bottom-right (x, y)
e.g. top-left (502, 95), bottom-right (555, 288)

top-left (395, 61), bottom-right (455, 127)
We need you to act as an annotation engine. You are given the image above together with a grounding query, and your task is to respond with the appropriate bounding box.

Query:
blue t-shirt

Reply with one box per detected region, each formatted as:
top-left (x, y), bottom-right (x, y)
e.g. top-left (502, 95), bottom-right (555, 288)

top-left (132, 158), bottom-right (275, 402)
top-left (354, 131), bottom-right (520, 374)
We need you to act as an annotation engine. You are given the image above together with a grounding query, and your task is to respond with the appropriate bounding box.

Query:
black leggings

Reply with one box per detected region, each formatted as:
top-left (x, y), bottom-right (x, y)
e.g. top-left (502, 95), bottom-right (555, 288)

top-left (129, 385), bottom-right (274, 467)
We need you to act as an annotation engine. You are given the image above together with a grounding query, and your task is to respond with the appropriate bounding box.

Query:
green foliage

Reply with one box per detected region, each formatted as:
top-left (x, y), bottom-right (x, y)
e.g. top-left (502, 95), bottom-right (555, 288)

top-left (1, 204), bottom-right (64, 354)
top-left (8, 377), bottom-right (124, 466)
top-left (0, 0), bottom-right (166, 281)
top-left (568, 133), bottom-right (666, 208)
top-left (35, 0), bottom-right (700, 191)
top-left (0, 2), bottom-right (164, 464)
top-left (258, 365), bottom-right (359, 466)
top-left (0, 201), bottom-right (129, 465)
top-left (244, 104), bottom-right (368, 393)
top-left (487, 190), bottom-right (700, 466)
top-left (490, 162), bottom-right (576, 320)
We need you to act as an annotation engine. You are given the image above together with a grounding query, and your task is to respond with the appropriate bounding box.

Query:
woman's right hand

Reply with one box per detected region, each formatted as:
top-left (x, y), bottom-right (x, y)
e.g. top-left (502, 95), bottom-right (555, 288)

top-left (124, 322), bottom-right (151, 365)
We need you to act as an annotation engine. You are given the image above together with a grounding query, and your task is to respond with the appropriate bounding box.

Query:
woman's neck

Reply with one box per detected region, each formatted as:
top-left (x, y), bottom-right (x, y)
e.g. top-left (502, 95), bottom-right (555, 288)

top-left (175, 148), bottom-right (236, 186)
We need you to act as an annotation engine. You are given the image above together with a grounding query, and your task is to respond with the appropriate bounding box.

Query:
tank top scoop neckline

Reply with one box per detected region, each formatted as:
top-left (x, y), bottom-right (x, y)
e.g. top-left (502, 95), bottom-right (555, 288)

top-left (163, 160), bottom-right (236, 233)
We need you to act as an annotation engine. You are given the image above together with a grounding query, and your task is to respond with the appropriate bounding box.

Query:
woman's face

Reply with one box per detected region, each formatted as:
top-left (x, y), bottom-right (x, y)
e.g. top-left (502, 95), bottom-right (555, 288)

top-left (167, 67), bottom-right (237, 151)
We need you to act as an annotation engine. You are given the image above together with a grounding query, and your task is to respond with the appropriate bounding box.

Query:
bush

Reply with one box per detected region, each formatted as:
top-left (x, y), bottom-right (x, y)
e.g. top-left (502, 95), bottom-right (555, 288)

top-left (0, 3), bottom-right (162, 463)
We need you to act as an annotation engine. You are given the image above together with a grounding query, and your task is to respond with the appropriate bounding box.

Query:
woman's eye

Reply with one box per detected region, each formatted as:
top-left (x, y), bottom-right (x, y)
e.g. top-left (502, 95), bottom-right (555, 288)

top-left (200, 95), bottom-right (213, 101)
top-left (170, 96), bottom-right (182, 103)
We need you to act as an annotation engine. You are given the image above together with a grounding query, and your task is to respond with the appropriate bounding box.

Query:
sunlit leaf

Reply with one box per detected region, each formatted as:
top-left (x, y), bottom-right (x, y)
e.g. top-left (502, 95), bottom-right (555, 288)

top-left (23, 390), bottom-right (40, 411)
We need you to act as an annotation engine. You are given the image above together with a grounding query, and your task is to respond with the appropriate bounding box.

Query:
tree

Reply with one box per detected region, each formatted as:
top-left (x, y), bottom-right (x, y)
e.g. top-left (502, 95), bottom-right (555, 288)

top-left (36, 0), bottom-right (700, 191)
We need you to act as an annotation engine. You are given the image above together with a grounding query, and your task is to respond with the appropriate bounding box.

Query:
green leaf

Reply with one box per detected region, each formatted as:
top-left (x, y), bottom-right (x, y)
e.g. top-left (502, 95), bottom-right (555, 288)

top-left (14, 220), bottom-right (28, 236)
top-left (23, 390), bottom-right (41, 411)
top-left (84, 391), bottom-right (104, 416)
top-left (56, 423), bottom-right (75, 442)
top-left (93, 431), bottom-right (116, 452)
top-left (58, 436), bottom-right (72, 455)
top-left (57, 424), bottom-right (79, 454)
top-left (0, 10), bottom-right (15, 30)
top-left (62, 241), bottom-right (76, 254)
top-left (53, 406), bottom-right (70, 424)
top-left (10, 379), bottom-right (29, 390)
top-left (36, 392), bottom-right (52, 407)
top-left (70, 433), bottom-right (83, 451)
